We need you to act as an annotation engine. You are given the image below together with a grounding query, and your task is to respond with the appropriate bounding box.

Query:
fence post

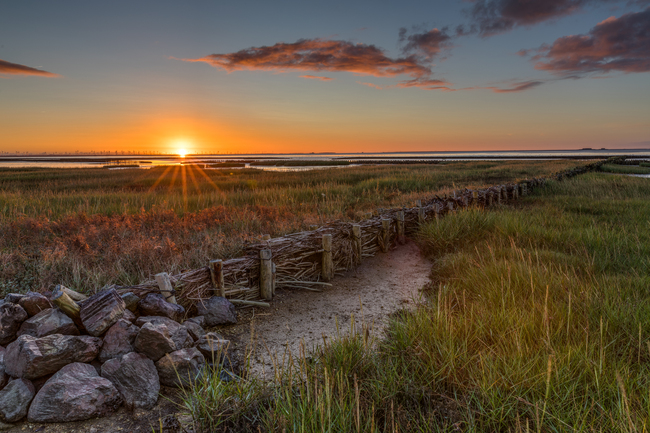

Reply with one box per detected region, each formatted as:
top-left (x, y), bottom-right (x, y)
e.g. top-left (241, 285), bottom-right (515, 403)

top-left (322, 234), bottom-right (333, 282)
top-left (309, 225), bottom-right (319, 231)
top-left (522, 183), bottom-right (527, 196)
top-left (352, 224), bottom-right (362, 266)
top-left (380, 218), bottom-right (391, 253)
top-left (155, 272), bottom-right (177, 304)
top-left (434, 203), bottom-right (440, 221)
top-left (209, 259), bottom-right (225, 297)
top-left (272, 262), bottom-right (277, 296)
top-left (365, 212), bottom-right (373, 219)
top-left (501, 186), bottom-right (508, 202)
top-left (260, 249), bottom-right (273, 300)
top-left (396, 211), bottom-right (405, 244)
top-left (261, 234), bottom-right (271, 241)
top-left (472, 190), bottom-right (478, 206)
top-left (417, 202), bottom-right (425, 224)
top-left (448, 201), bottom-right (454, 212)
top-left (496, 189), bottom-right (502, 205)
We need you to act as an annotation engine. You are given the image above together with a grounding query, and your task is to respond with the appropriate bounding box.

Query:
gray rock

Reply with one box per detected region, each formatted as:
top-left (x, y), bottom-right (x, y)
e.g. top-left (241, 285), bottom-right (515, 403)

top-left (120, 292), bottom-right (140, 313)
top-left (183, 320), bottom-right (205, 342)
top-left (18, 293), bottom-right (52, 317)
top-left (133, 317), bottom-right (192, 362)
top-left (155, 347), bottom-right (205, 387)
top-left (195, 332), bottom-right (230, 364)
top-left (80, 289), bottom-right (126, 337)
top-left (185, 315), bottom-right (205, 327)
top-left (0, 378), bottom-right (35, 422)
top-left (138, 293), bottom-right (185, 322)
top-left (101, 352), bottom-right (159, 410)
top-left (17, 308), bottom-right (79, 338)
top-left (122, 308), bottom-right (136, 323)
top-left (0, 304), bottom-right (28, 346)
top-left (3, 294), bottom-right (24, 304)
top-left (99, 319), bottom-right (138, 363)
top-left (27, 363), bottom-right (122, 423)
top-left (0, 347), bottom-right (6, 390)
top-left (195, 297), bottom-right (236, 327)
top-left (5, 334), bottom-right (102, 380)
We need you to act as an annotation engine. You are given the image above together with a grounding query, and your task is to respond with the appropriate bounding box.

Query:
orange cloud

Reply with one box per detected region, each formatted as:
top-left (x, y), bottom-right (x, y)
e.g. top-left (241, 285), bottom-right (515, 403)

top-left (299, 75), bottom-right (333, 81)
top-left (184, 38), bottom-right (451, 90)
top-left (0, 59), bottom-right (60, 77)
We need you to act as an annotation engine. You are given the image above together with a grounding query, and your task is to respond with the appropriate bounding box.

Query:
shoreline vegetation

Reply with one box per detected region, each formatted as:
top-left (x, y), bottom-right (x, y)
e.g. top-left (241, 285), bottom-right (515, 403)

top-left (182, 169), bottom-right (650, 432)
top-left (2, 160), bottom-right (649, 431)
top-left (0, 160), bottom-right (579, 293)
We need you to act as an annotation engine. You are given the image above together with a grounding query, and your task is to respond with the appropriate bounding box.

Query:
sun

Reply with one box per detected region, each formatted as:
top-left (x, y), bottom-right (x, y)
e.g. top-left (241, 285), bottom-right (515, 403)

top-left (178, 148), bottom-right (187, 158)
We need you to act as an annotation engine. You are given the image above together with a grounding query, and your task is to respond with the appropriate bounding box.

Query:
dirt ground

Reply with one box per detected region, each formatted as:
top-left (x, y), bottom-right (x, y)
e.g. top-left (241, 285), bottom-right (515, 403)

top-left (5, 240), bottom-right (431, 433)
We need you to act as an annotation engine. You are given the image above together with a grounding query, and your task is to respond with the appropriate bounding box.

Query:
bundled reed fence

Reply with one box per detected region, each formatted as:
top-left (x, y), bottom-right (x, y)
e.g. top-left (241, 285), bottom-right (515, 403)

top-left (111, 158), bottom-right (613, 310)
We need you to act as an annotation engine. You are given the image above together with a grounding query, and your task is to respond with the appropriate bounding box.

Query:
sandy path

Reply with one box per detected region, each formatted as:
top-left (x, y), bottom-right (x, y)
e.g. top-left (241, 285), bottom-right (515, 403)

top-left (226, 240), bottom-right (432, 378)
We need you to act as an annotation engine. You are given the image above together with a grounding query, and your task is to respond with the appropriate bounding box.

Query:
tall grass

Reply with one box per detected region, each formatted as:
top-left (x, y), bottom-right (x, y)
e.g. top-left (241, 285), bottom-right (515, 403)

top-left (0, 161), bottom-right (580, 294)
top-left (178, 172), bottom-right (650, 432)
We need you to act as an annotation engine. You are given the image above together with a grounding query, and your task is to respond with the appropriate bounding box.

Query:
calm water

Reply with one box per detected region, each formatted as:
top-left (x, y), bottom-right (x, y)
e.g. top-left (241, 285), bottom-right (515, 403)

top-left (1, 149), bottom-right (649, 170)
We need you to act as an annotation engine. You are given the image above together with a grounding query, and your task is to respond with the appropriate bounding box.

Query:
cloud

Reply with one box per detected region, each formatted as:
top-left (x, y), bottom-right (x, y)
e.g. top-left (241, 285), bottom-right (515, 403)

top-left (464, 80), bottom-right (545, 92)
top-left (528, 7), bottom-right (650, 75)
top-left (184, 38), bottom-right (451, 90)
top-left (357, 81), bottom-right (384, 89)
top-left (300, 75), bottom-right (333, 81)
top-left (0, 59), bottom-right (60, 77)
top-left (398, 27), bottom-right (452, 59)
top-left (468, 0), bottom-right (603, 37)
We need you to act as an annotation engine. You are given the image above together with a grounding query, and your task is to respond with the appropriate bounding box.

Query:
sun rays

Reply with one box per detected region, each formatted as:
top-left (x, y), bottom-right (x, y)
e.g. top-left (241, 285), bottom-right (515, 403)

top-left (146, 163), bottom-right (226, 208)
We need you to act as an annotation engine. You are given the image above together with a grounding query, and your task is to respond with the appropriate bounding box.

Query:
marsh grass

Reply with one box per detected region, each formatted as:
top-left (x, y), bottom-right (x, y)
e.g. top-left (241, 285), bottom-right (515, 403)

top-left (601, 163), bottom-right (650, 175)
top-left (0, 160), bottom-right (579, 294)
top-left (178, 172), bottom-right (650, 432)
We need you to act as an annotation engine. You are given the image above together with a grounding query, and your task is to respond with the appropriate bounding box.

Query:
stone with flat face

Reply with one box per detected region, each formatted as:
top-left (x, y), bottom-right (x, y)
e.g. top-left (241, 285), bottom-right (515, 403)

top-left (27, 363), bottom-right (122, 423)
top-left (101, 352), bottom-right (159, 410)
top-left (133, 317), bottom-right (192, 362)
top-left (0, 378), bottom-right (35, 422)
top-left (195, 297), bottom-right (236, 327)
top-left (138, 293), bottom-right (185, 322)
top-left (17, 308), bottom-right (79, 338)
top-left (99, 319), bottom-right (138, 363)
top-left (155, 347), bottom-right (205, 387)
top-left (18, 293), bottom-right (52, 317)
top-left (80, 289), bottom-right (126, 337)
top-left (5, 334), bottom-right (102, 380)
top-left (0, 304), bottom-right (28, 346)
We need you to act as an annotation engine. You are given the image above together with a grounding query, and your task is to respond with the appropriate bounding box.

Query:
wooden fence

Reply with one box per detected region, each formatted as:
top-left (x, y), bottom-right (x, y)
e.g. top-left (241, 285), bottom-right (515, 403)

top-left (114, 159), bottom-right (612, 310)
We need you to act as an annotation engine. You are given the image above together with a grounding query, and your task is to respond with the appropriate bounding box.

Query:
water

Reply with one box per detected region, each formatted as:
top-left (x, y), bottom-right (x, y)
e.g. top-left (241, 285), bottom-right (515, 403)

top-left (2, 149), bottom-right (649, 169)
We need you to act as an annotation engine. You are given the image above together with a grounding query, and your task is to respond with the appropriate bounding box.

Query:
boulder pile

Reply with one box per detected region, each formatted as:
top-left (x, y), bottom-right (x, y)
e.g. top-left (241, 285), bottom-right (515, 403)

top-left (0, 288), bottom-right (235, 425)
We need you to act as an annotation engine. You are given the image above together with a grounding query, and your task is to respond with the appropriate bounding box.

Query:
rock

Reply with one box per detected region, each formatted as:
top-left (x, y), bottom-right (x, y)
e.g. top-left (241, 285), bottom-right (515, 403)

top-left (99, 319), bottom-right (139, 363)
top-left (120, 292), bottom-right (140, 312)
top-left (28, 363), bottom-right (122, 423)
top-left (138, 293), bottom-right (185, 322)
top-left (195, 297), bottom-right (237, 327)
top-left (0, 304), bottom-right (28, 346)
top-left (101, 352), bottom-right (159, 410)
top-left (122, 309), bottom-right (136, 323)
top-left (0, 378), bottom-right (35, 422)
top-left (133, 317), bottom-right (192, 362)
top-left (161, 414), bottom-right (182, 433)
top-left (5, 334), bottom-right (102, 380)
top-left (185, 315), bottom-right (205, 327)
top-left (0, 347), bottom-right (6, 390)
top-left (17, 308), bottom-right (79, 338)
top-left (155, 347), bottom-right (205, 387)
top-left (80, 289), bottom-right (126, 337)
top-left (195, 333), bottom-right (230, 364)
top-left (183, 320), bottom-right (205, 342)
top-left (18, 293), bottom-right (52, 317)
top-left (3, 294), bottom-right (24, 304)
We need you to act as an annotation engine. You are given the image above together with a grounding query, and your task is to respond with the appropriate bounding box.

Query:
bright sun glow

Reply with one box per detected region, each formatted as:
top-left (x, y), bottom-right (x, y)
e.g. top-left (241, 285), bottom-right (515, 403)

top-left (178, 148), bottom-right (187, 158)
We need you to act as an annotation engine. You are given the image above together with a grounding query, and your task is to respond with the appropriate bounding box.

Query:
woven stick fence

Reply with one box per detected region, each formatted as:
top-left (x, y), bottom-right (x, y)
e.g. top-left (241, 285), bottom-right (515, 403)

top-left (112, 159), bottom-right (612, 310)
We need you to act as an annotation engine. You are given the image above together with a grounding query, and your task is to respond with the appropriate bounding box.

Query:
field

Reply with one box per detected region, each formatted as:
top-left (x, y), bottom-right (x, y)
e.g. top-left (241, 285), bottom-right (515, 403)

top-left (181, 170), bottom-right (650, 432)
top-left (0, 160), bottom-right (580, 294)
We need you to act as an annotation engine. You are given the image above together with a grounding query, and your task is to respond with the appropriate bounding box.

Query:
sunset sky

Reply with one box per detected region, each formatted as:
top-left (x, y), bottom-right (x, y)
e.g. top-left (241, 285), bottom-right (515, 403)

top-left (1, 0), bottom-right (649, 154)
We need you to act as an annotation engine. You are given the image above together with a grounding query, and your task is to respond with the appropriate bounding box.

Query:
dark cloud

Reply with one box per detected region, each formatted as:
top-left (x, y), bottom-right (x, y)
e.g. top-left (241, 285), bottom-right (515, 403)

top-left (469, 0), bottom-right (602, 37)
top-left (530, 7), bottom-right (650, 74)
top-left (0, 59), bottom-right (59, 77)
top-left (464, 80), bottom-right (545, 92)
top-left (184, 38), bottom-right (451, 90)
top-left (398, 27), bottom-right (452, 59)
top-left (299, 75), bottom-right (333, 81)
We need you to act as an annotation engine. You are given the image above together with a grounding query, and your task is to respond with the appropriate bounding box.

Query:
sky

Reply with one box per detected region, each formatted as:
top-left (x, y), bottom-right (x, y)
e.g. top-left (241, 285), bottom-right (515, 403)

top-left (1, 0), bottom-right (649, 154)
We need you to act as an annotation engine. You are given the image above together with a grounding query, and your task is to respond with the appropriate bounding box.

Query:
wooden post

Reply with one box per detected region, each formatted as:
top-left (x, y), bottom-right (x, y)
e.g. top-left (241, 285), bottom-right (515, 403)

top-left (472, 191), bottom-right (478, 206)
top-left (522, 183), bottom-right (527, 196)
top-left (501, 186), bottom-right (507, 202)
top-left (487, 192), bottom-right (493, 207)
top-left (322, 234), bottom-right (333, 282)
top-left (209, 259), bottom-right (225, 297)
top-left (261, 234), bottom-right (271, 241)
top-left (434, 203), bottom-right (440, 220)
top-left (415, 199), bottom-right (422, 207)
top-left (496, 189), bottom-right (502, 205)
top-left (51, 289), bottom-right (82, 327)
top-left (396, 211), bottom-right (405, 244)
top-left (309, 225), bottom-right (319, 231)
top-left (365, 212), bottom-right (373, 219)
top-left (417, 204), bottom-right (425, 224)
top-left (55, 285), bottom-right (88, 302)
top-left (380, 218), bottom-right (390, 253)
top-left (272, 262), bottom-right (277, 296)
top-left (352, 224), bottom-right (362, 265)
top-left (155, 272), bottom-right (177, 304)
top-left (513, 186), bottom-right (518, 200)
top-left (447, 201), bottom-right (454, 212)
top-left (260, 249), bottom-right (273, 300)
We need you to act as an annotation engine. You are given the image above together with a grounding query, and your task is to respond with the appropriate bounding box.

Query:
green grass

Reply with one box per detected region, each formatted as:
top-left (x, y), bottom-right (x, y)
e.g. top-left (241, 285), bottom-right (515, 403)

top-left (178, 172), bottom-right (650, 432)
top-left (601, 163), bottom-right (650, 174)
top-left (0, 160), bottom-right (581, 294)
